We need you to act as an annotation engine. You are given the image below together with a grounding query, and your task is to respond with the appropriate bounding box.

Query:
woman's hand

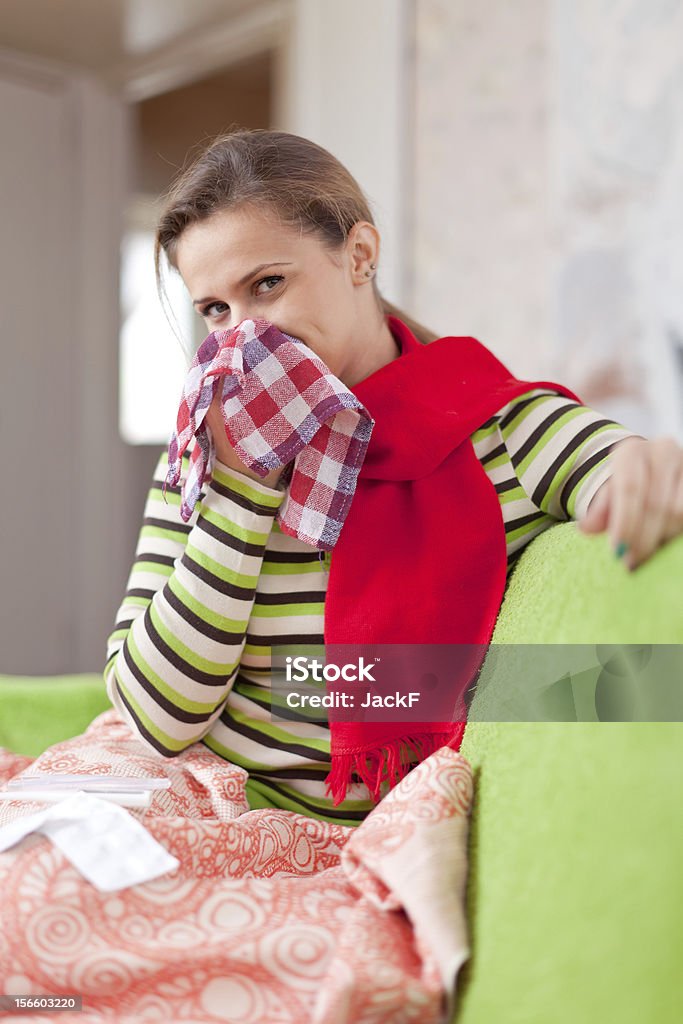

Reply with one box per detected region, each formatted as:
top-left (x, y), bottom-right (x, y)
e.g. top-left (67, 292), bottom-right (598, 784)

top-left (577, 436), bottom-right (683, 570)
top-left (204, 388), bottom-right (285, 490)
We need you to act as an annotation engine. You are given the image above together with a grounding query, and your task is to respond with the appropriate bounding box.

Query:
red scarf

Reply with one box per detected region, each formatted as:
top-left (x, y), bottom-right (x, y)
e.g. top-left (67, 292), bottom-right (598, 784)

top-left (324, 315), bottom-right (582, 804)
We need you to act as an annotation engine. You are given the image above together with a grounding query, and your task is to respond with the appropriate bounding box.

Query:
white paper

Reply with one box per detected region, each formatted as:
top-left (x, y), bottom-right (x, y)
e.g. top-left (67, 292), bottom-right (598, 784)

top-left (0, 789), bottom-right (152, 807)
top-left (0, 791), bottom-right (179, 891)
top-left (7, 773), bottom-right (171, 792)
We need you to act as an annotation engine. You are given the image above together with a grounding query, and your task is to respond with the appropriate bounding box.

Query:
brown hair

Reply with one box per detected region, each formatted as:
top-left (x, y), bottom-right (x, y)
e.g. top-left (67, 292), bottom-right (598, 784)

top-left (154, 127), bottom-right (438, 345)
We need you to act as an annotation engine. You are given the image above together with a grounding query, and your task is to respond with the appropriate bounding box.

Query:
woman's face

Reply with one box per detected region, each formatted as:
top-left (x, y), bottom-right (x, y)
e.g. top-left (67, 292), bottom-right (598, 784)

top-left (175, 205), bottom-right (380, 383)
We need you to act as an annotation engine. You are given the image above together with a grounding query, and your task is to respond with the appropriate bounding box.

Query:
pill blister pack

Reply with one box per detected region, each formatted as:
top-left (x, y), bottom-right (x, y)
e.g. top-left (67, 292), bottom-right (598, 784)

top-left (1, 773), bottom-right (171, 807)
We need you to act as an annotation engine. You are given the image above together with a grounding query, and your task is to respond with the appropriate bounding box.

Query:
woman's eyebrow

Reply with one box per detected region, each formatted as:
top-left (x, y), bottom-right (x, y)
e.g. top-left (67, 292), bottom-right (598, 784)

top-left (192, 262), bottom-right (294, 306)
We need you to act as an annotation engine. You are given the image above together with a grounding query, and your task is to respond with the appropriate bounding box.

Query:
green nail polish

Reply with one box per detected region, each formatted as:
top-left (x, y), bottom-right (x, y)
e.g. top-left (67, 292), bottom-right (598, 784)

top-left (614, 541), bottom-right (628, 559)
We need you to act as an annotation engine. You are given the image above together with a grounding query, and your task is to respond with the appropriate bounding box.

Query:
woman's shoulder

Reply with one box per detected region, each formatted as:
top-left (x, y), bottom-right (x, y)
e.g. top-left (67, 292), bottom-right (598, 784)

top-left (472, 386), bottom-right (574, 433)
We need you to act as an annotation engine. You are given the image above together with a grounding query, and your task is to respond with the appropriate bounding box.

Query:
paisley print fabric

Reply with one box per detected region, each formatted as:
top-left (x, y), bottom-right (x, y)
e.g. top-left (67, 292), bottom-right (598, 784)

top-left (0, 710), bottom-right (472, 1023)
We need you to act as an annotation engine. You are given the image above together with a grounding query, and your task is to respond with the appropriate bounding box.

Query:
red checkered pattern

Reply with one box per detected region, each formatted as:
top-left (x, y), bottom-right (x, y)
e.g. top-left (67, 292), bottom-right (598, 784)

top-left (163, 318), bottom-right (375, 550)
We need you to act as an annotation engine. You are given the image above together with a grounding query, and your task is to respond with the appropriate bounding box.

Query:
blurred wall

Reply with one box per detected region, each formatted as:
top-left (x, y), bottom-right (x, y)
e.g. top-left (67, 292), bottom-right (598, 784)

top-left (135, 52), bottom-right (272, 195)
top-left (282, 0), bottom-right (411, 305)
top-left (413, 0), bottom-right (552, 377)
top-left (0, 54), bottom-right (132, 676)
top-left (412, 0), bottom-right (683, 438)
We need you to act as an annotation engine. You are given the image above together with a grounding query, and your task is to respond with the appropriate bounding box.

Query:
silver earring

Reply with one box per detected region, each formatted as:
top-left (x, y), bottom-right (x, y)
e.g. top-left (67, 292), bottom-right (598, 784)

top-left (365, 263), bottom-right (377, 278)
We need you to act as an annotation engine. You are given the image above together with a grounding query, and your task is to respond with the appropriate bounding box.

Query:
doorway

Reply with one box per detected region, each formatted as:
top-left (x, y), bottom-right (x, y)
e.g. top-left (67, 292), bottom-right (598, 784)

top-left (120, 51), bottom-right (274, 446)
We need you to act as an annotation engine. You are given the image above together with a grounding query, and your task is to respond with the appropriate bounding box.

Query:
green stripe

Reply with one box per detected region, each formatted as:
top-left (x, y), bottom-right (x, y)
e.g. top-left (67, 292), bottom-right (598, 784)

top-left (210, 464), bottom-right (285, 508)
top-left (250, 773), bottom-right (375, 813)
top-left (250, 601), bottom-right (325, 618)
top-left (147, 597), bottom-right (242, 676)
top-left (499, 483), bottom-right (526, 505)
top-left (519, 421), bottom-right (615, 512)
top-left (240, 645), bottom-right (326, 662)
top-left (483, 449), bottom-right (510, 471)
top-left (471, 420), bottom-right (499, 444)
top-left (150, 485), bottom-right (182, 506)
top-left (113, 671), bottom-right (200, 753)
top-left (222, 703), bottom-right (330, 754)
top-left (131, 560), bottom-right (172, 577)
top-left (233, 678), bottom-right (302, 706)
top-left (565, 450), bottom-right (612, 519)
top-left (200, 732), bottom-right (323, 772)
top-left (185, 542), bottom-right (260, 589)
top-left (201, 734), bottom-right (280, 771)
top-left (127, 627), bottom-right (233, 712)
top-left (122, 596), bottom-right (152, 608)
top-left (132, 561), bottom-right (172, 577)
top-left (199, 503), bottom-right (274, 545)
top-left (506, 404), bottom-right (585, 474)
top-left (141, 524), bottom-right (193, 545)
top-left (106, 630), bottom-right (133, 648)
top-left (261, 560), bottom-right (321, 575)
top-left (499, 393), bottom-right (566, 440)
top-left (232, 680), bottom-right (324, 721)
top-left (202, 735), bottom-right (370, 825)
top-left (166, 574), bottom-right (251, 633)
top-left (243, 777), bottom-right (371, 826)
top-left (505, 517), bottom-right (551, 544)
top-left (243, 642), bottom-right (277, 656)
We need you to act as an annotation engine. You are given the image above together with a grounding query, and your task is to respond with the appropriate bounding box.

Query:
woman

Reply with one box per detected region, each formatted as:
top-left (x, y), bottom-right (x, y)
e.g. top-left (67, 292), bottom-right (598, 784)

top-left (104, 129), bottom-right (683, 826)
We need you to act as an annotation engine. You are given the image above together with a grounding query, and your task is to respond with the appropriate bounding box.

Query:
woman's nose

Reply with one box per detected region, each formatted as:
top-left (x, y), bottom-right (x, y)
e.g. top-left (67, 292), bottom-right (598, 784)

top-left (229, 306), bottom-right (256, 328)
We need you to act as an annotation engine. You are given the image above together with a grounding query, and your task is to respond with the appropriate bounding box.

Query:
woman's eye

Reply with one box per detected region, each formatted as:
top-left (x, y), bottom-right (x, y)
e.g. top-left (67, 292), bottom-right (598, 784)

top-left (202, 301), bottom-right (229, 318)
top-left (255, 275), bottom-right (283, 294)
top-left (200, 277), bottom-right (283, 319)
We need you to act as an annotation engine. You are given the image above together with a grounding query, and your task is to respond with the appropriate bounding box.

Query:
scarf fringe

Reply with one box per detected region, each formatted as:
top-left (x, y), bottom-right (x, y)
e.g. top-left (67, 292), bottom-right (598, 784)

top-left (325, 730), bottom-right (461, 806)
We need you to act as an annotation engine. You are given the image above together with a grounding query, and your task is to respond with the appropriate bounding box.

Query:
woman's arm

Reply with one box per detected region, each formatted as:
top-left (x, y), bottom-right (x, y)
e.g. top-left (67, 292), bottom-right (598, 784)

top-left (496, 389), bottom-right (646, 524)
top-left (103, 444), bottom-right (287, 758)
top-left (496, 389), bottom-right (683, 570)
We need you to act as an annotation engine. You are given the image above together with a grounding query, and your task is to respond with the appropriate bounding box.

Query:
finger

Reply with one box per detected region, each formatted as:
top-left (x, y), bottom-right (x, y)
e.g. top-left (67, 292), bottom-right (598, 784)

top-left (578, 478), bottom-right (610, 533)
top-left (662, 451), bottom-right (683, 543)
top-left (606, 442), bottom-right (649, 562)
top-left (625, 439), bottom-right (680, 569)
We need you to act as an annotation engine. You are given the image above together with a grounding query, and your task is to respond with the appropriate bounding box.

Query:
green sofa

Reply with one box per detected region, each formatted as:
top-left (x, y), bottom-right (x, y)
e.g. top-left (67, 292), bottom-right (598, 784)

top-left (1, 522), bottom-right (681, 1024)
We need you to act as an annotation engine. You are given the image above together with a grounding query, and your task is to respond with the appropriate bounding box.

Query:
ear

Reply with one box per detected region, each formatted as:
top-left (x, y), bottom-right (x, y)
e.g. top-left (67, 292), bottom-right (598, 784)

top-left (347, 221), bottom-right (380, 282)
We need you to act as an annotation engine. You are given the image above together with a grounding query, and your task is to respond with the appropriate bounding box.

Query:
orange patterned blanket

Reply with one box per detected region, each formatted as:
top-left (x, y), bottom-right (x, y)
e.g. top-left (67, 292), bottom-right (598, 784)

top-left (0, 710), bottom-right (472, 1024)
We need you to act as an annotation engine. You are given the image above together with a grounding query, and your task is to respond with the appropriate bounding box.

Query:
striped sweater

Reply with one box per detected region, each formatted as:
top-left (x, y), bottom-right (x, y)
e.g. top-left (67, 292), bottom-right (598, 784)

top-left (104, 387), bottom-right (640, 825)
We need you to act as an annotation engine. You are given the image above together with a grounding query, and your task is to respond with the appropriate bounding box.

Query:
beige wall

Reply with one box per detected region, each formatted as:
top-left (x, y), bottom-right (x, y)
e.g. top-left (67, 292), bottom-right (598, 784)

top-left (135, 53), bottom-right (272, 195)
top-left (411, 0), bottom-right (683, 439)
top-left (0, 55), bottom-right (134, 675)
top-left (281, 0), bottom-right (411, 305)
top-left (412, 0), bottom-right (551, 378)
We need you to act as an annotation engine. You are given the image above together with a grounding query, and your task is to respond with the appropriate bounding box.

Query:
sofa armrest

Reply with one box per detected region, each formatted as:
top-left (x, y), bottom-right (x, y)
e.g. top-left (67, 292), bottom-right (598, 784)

top-left (454, 525), bottom-right (683, 1024)
top-left (495, 522), bottom-right (683, 644)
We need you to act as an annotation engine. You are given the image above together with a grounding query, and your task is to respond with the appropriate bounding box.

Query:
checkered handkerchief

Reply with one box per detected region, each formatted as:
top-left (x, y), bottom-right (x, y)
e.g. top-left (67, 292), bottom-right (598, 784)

top-left (163, 318), bottom-right (375, 550)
